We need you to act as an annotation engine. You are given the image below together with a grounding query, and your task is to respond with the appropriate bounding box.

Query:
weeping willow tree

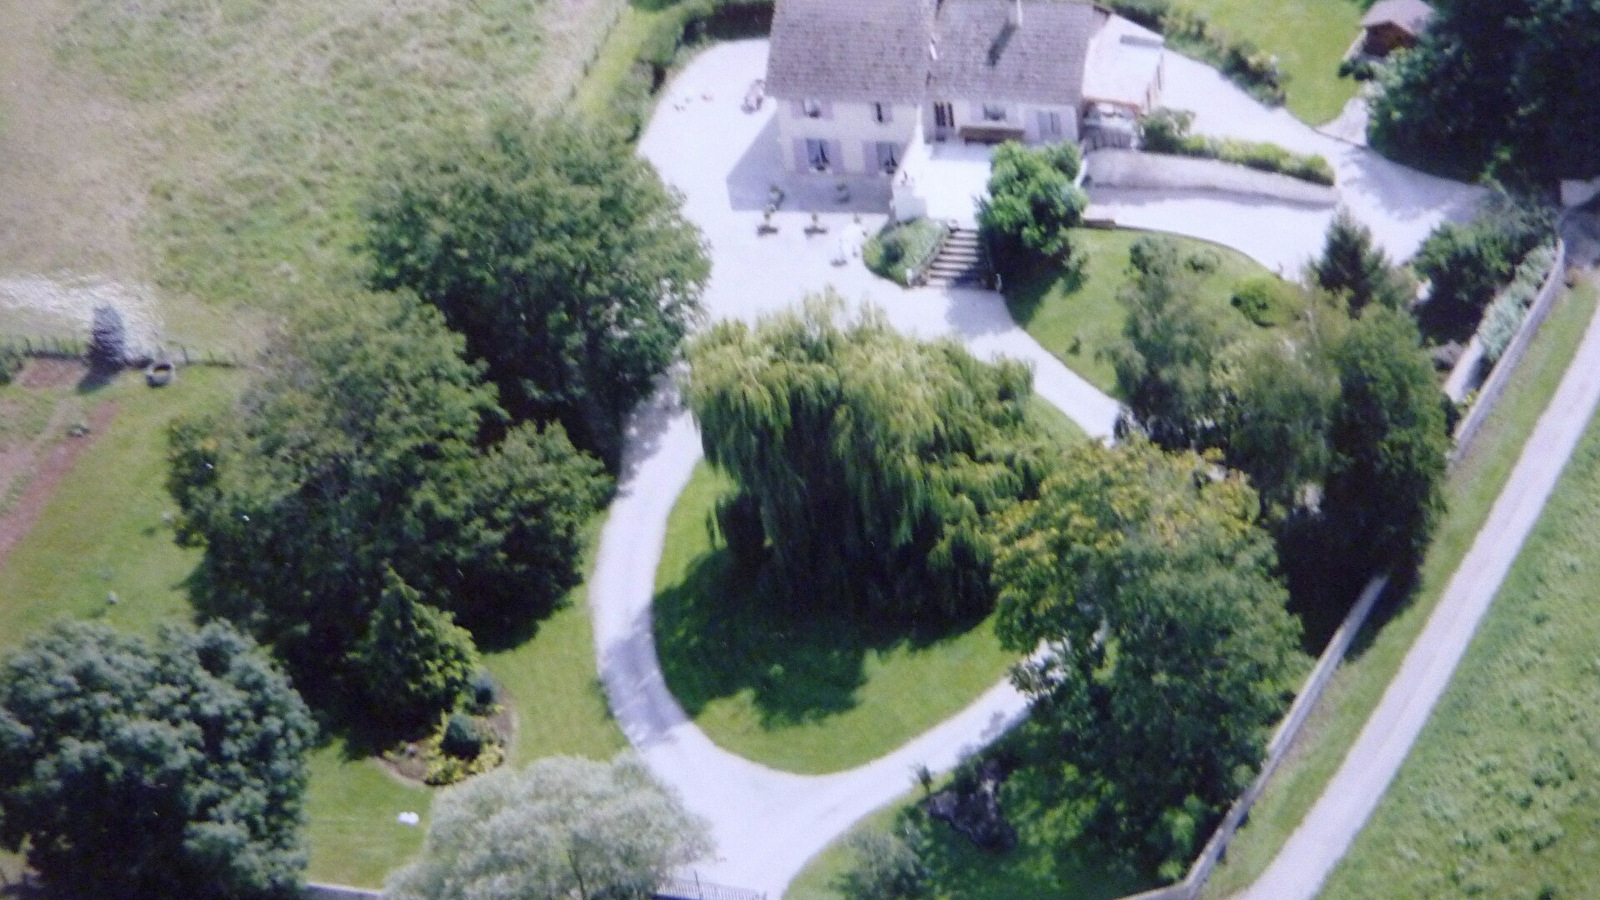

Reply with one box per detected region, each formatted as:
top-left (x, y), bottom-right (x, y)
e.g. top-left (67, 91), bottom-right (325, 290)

top-left (682, 295), bottom-right (1055, 625)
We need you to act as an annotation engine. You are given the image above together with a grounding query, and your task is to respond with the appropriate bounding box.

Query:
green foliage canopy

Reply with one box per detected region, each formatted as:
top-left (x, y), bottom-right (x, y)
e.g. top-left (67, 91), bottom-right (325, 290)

top-left (978, 142), bottom-right (1087, 279)
top-left (683, 296), bottom-right (1053, 624)
top-left (1322, 306), bottom-right (1451, 580)
top-left (0, 621), bottom-right (316, 900)
top-left (1368, 0), bottom-right (1600, 183)
top-left (1312, 209), bottom-right (1411, 315)
top-left (993, 439), bottom-right (1303, 877)
top-left (169, 292), bottom-right (609, 719)
top-left (364, 117), bottom-right (710, 467)
top-left (384, 755), bottom-right (712, 900)
top-left (1109, 236), bottom-right (1231, 450)
top-left (349, 570), bottom-right (482, 729)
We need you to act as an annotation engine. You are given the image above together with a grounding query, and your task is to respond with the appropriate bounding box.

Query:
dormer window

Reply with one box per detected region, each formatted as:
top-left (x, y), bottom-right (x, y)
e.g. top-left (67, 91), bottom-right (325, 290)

top-left (982, 104), bottom-right (1008, 122)
top-left (873, 102), bottom-right (891, 124)
top-left (802, 99), bottom-right (824, 118)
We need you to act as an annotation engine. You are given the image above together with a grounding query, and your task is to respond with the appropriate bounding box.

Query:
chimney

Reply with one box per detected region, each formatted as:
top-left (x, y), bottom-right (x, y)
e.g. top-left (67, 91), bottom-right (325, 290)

top-left (1011, 0), bottom-right (1023, 27)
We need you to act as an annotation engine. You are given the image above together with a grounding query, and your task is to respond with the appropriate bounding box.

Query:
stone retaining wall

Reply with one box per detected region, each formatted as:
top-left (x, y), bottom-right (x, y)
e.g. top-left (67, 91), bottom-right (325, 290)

top-left (1084, 149), bottom-right (1337, 207)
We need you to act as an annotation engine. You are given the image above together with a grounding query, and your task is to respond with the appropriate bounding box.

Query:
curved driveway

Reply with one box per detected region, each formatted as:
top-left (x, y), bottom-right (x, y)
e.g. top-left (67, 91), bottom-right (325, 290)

top-left (592, 37), bottom-right (1491, 900)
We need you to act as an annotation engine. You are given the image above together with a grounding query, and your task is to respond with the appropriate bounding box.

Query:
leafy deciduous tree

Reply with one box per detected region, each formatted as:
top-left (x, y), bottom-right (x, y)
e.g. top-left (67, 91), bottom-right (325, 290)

top-left (169, 291), bottom-right (609, 718)
top-left (683, 295), bottom-right (1054, 624)
top-left (978, 142), bottom-right (1087, 279)
top-left (384, 755), bottom-right (711, 900)
top-left (1322, 306), bottom-right (1451, 581)
top-left (1109, 236), bottom-right (1232, 450)
top-left (0, 620), bottom-right (316, 900)
top-left (993, 439), bottom-right (1303, 877)
top-left (364, 117), bottom-right (710, 467)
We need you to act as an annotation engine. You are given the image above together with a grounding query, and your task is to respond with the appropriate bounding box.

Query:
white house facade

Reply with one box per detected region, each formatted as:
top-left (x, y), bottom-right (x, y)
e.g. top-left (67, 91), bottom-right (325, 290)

top-left (765, 0), bottom-right (1164, 176)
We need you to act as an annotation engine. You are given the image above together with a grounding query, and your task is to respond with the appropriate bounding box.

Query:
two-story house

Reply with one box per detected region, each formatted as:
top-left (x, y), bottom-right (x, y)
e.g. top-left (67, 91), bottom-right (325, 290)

top-left (765, 0), bottom-right (1165, 177)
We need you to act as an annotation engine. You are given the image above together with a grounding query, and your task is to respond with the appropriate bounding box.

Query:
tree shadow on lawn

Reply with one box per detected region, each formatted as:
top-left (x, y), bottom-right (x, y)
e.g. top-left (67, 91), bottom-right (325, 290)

top-left (1002, 264), bottom-right (1087, 330)
top-left (654, 545), bottom-right (983, 730)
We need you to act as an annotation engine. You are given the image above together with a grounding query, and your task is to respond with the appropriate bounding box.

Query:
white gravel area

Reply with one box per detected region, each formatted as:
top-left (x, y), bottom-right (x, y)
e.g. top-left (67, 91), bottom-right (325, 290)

top-left (1091, 53), bottom-right (1485, 276)
top-left (0, 275), bottom-right (163, 354)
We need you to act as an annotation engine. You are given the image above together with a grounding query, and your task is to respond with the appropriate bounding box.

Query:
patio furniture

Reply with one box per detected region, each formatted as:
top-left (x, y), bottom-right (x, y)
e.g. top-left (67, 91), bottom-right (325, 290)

top-left (742, 79), bottom-right (765, 112)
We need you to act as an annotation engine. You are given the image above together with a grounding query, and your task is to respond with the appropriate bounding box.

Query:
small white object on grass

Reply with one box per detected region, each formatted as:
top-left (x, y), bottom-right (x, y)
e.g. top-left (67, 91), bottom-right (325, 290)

top-left (397, 811), bottom-right (421, 826)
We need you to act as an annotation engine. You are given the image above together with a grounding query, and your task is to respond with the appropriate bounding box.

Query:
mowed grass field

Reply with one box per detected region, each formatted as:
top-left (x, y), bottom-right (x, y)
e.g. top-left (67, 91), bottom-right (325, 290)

top-left (1201, 277), bottom-right (1600, 898)
top-left (1005, 229), bottom-right (1280, 395)
top-left (1180, 0), bottom-right (1365, 125)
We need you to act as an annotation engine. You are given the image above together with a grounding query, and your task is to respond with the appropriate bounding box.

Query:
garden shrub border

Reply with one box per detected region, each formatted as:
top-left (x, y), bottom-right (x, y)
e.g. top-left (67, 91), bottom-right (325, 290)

top-left (1138, 108), bottom-right (1335, 185)
top-left (863, 218), bottom-right (951, 287)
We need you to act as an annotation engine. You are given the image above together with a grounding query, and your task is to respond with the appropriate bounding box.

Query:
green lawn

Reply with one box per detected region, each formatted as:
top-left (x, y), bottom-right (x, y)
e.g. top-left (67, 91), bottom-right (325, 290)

top-left (787, 786), bottom-right (1151, 900)
top-left (0, 366), bottom-right (244, 643)
top-left (0, 362), bottom-right (628, 889)
top-left (1200, 276), bottom-right (1600, 898)
top-left (654, 464), bottom-right (1023, 774)
top-left (1179, 0), bottom-right (1364, 125)
top-left (1317, 297), bottom-right (1600, 899)
top-left (1005, 229), bottom-right (1278, 395)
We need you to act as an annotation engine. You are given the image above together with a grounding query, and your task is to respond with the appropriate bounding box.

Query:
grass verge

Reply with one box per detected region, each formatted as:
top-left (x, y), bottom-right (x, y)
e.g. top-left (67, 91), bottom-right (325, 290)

top-left (1318, 287), bottom-right (1600, 899)
top-left (1005, 229), bottom-right (1276, 395)
top-left (653, 464), bottom-right (1020, 775)
top-left (1200, 276), bottom-right (1600, 898)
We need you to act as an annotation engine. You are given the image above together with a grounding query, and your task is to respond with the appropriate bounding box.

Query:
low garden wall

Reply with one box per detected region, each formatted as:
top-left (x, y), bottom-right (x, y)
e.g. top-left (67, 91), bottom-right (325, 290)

top-left (1451, 236), bottom-right (1568, 462)
top-left (1084, 150), bottom-right (1337, 207)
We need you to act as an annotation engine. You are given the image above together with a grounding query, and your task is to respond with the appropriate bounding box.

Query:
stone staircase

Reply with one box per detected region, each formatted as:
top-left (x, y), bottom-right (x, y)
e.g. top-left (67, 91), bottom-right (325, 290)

top-left (923, 227), bottom-right (989, 288)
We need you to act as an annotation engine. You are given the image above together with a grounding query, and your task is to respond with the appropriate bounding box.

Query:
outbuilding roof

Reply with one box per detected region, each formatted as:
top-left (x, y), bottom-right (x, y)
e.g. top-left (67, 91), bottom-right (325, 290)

top-left (1360, 0), bottom-right (1433, 35)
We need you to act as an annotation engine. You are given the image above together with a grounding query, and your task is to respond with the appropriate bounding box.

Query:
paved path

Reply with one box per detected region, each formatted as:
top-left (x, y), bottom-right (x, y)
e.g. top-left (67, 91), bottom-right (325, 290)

top-left (590, 40), bottom-right (1115, 899)
top-left (595, 38), bottom-right (1488, 900)
top-left (1090, 54), bottom-right (1482, 276)
top-left (1238, 266), bottom-right (1600, 900)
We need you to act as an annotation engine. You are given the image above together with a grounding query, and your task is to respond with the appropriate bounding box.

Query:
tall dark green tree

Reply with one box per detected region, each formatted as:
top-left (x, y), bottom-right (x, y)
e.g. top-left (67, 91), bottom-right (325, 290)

top-left (1109, 236), bottom-right (1233, 450)
top-left (1322, 307), bottom-right (1451, 580)
top-left (0, 620), bottom-right (316, 900)
top-left (993, 439), bottom-right (1303, 878)
top-left (1311, 209), bottom-right (1411, 315)
top-left (349, 570), bottom-right (481, 730)
top-left (1216, 335), bottom-right (1339, 516)
top-left (1368, 0), bottom-right (1600, 183)
top-left (364, 117), bottom-right (709, 467)
top-left (169, 291), bottom-right (609, 716)
top-left (683, 295), bottom-right (1054, 624)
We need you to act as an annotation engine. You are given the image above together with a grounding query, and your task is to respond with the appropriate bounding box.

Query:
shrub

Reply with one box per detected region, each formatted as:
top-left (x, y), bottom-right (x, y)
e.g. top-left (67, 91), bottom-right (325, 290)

top-left (1415, 199), bottom-right (1552, 314)
top-left (1185, 247), bottom-right (1221, 275)
top-left (1138, 108), bottom-right (1332, 185)
top-left (838, 827), bottom-right (928, 900)
top-left (0, 345), bottom-right (21, 385)
top-left (1477, 243), bottom-right (1557, 362)
top-left (1231, 276), bottom-right (1303, 327)
top-left (441, 712), bottom-right (485, 760)
top-left (469, 670), bottom-right (499, 712)
top-left (864, 219), bottom-right (949, 286)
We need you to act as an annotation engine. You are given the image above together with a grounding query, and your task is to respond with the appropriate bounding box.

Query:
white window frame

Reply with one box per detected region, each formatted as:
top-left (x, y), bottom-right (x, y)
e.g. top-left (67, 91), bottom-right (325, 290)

top-left (982, 103), bottom-right (1008, 122)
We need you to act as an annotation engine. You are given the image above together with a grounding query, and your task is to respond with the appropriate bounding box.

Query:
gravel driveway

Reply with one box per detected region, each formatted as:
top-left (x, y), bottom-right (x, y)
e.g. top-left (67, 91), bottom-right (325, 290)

top-left (1091, 53), bottom-right (1485, 275)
